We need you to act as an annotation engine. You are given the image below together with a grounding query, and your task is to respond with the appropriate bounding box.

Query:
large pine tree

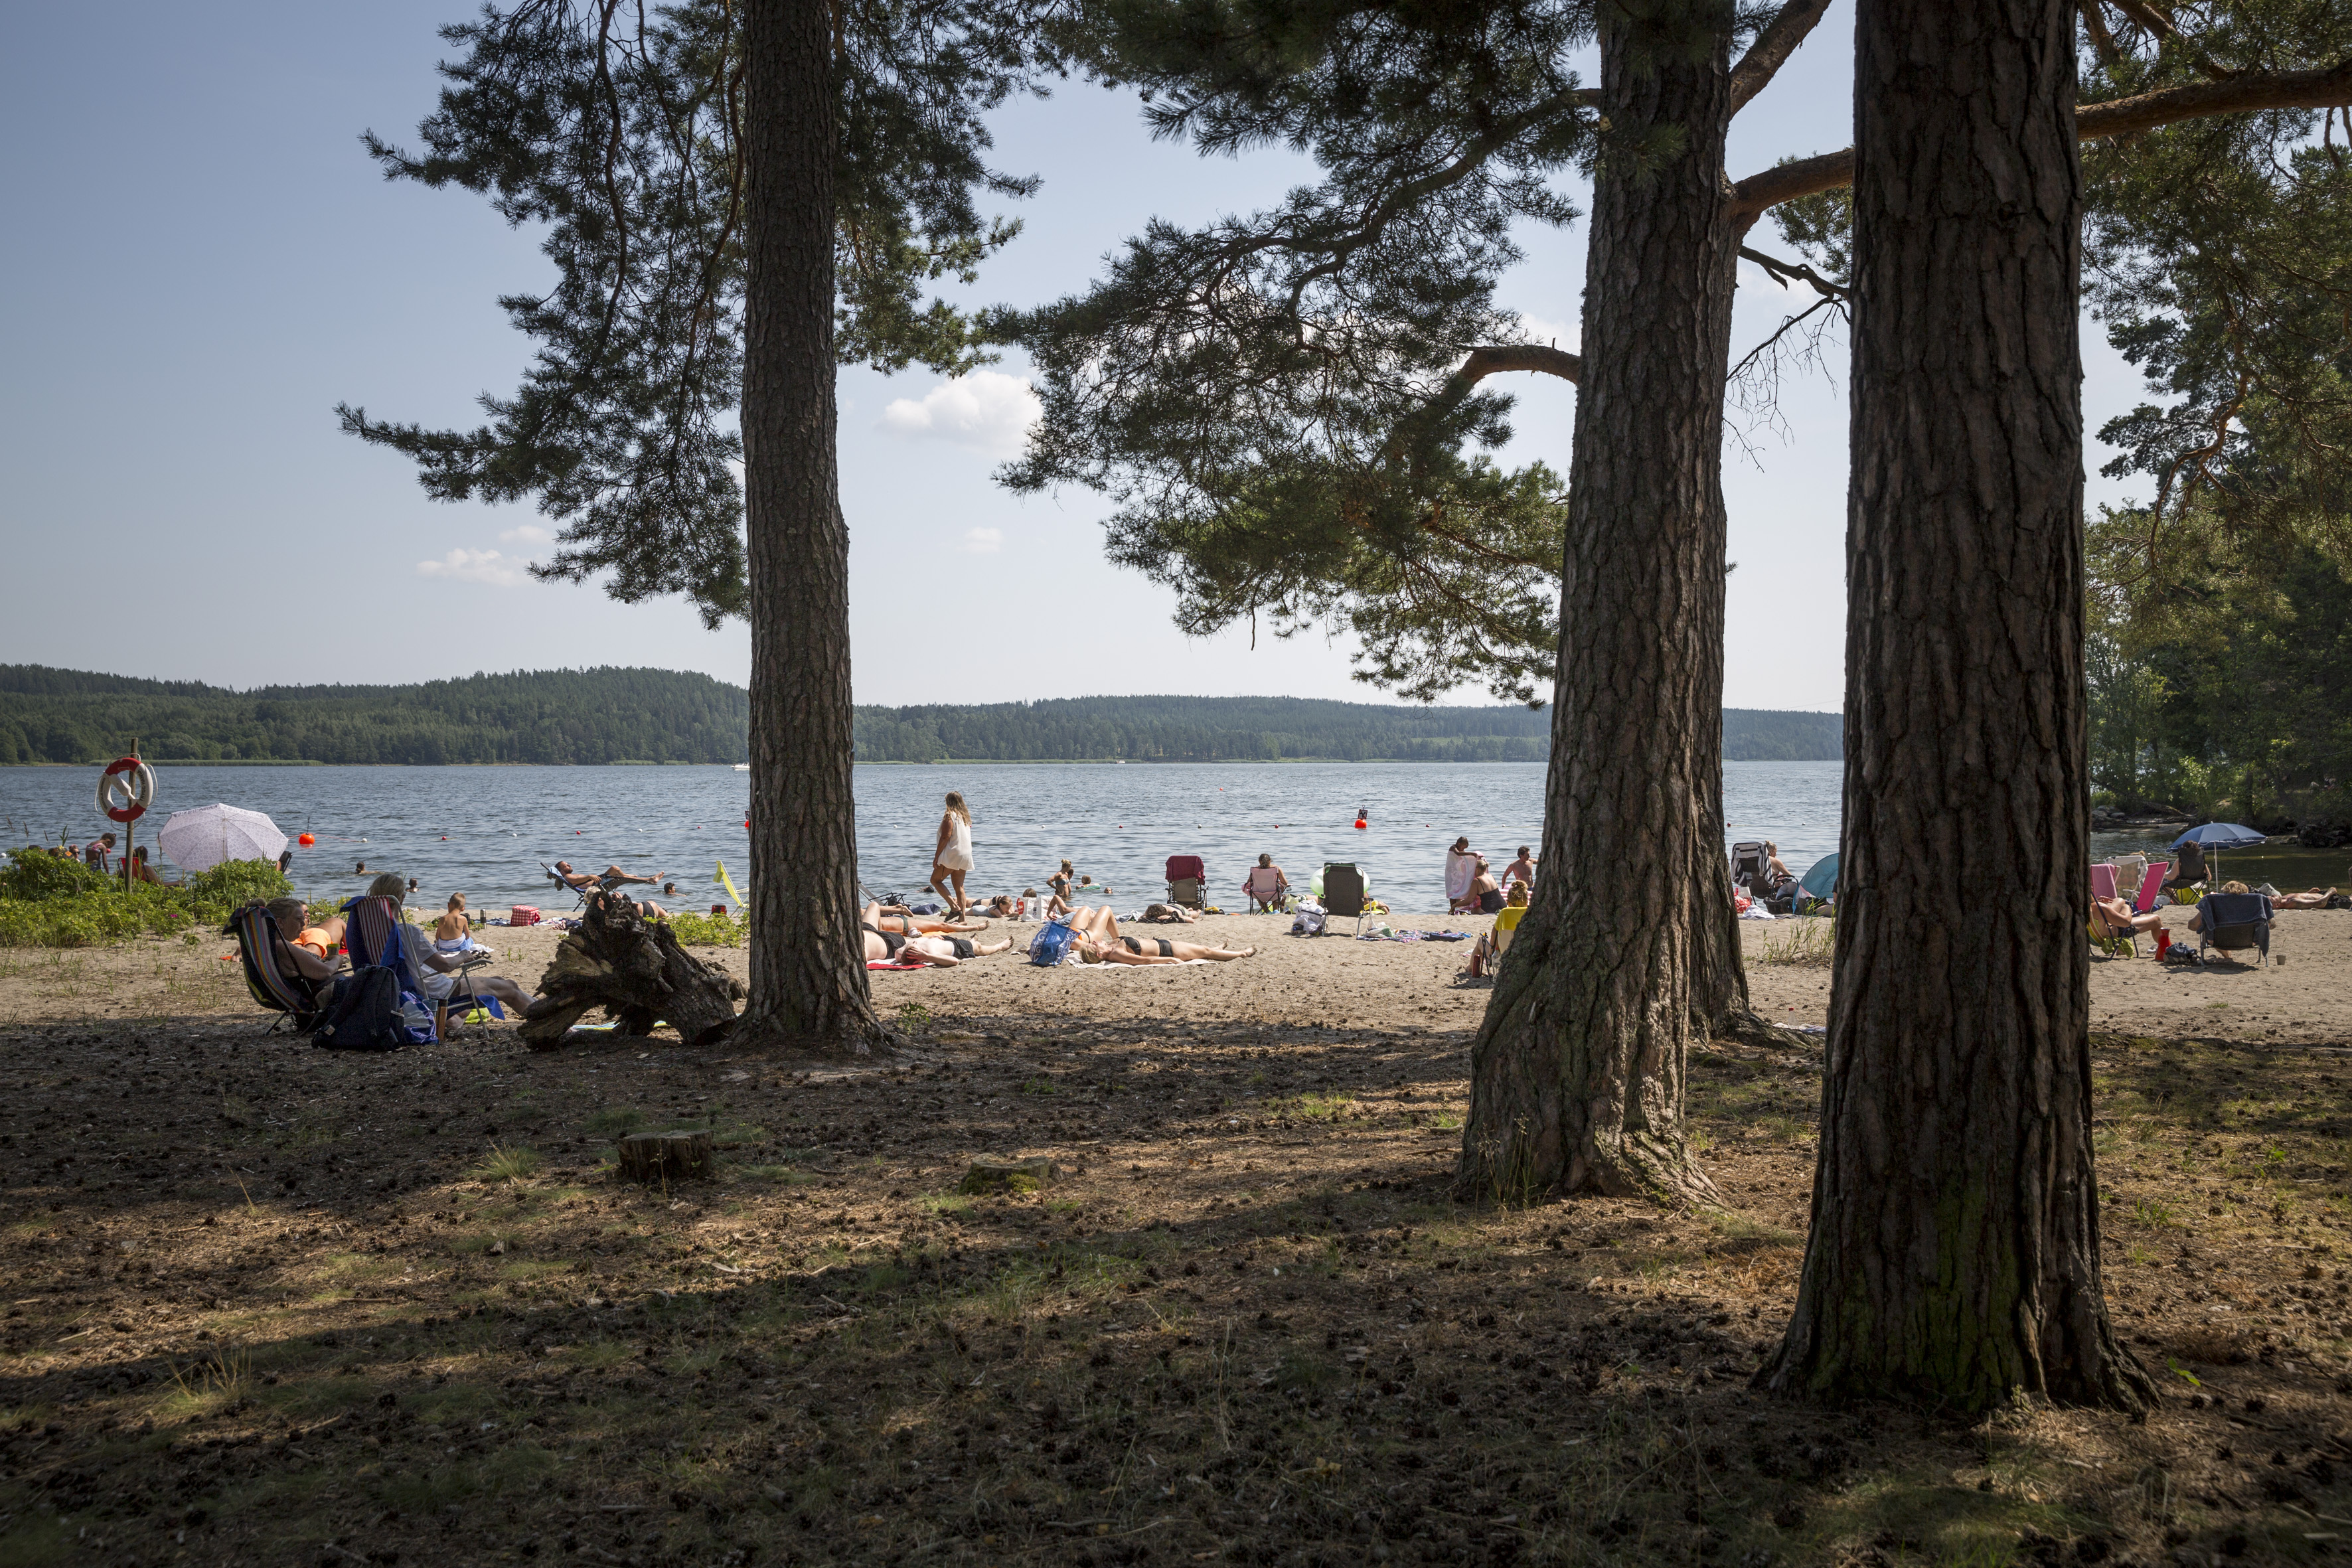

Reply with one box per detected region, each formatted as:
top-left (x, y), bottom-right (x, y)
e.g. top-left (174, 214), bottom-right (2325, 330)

top-left (340, 0), bottom-right (1069, 1050)
top-left (1013, 0), bottom-right (2352, 1200)
top-left (1762, 0), bottom-right (2151, 1412)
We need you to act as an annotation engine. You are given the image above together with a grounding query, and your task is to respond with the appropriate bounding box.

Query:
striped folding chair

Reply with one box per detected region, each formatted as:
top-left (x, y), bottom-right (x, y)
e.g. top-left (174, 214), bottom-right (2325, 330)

top-left (229, 904), bottom-right (324, 1036)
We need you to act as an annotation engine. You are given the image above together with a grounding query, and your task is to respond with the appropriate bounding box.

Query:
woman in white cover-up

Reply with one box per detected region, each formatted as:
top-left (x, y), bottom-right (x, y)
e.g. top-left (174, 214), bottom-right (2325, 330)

top-left (929, 791), bottom-right (975, 915)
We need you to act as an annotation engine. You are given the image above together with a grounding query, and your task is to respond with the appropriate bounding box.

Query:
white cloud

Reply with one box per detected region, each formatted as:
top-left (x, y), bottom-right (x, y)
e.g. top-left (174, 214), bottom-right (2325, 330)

top-left (960, 527), bottom-right (1004, 554)
top-left (499, 524), bottom-right (555, 546)
top-left (416, 547), bottom-right (536, 588)
top-left (880, 370), bottom-right (1041, 455)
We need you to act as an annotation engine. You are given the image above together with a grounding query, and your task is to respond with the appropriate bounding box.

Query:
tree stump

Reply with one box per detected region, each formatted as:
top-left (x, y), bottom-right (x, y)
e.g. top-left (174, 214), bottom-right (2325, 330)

top-left (959, 1156), bottom-right (1058, 1195)
top-left (617, 1129), bottom-right (714, 1183)
top-left (519, 892), bottom-right (745, 1050)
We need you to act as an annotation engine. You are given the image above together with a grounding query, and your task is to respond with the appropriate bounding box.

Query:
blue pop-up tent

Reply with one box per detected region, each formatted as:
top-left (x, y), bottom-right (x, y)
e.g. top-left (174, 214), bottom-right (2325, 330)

top-left (1800, 852), bottom-right (1840, 902)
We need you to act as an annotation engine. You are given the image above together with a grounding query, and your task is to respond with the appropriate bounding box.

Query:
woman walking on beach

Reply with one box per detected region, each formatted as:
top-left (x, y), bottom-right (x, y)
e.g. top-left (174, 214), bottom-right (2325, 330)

top-left (930, 792), bottom-right (975, 916)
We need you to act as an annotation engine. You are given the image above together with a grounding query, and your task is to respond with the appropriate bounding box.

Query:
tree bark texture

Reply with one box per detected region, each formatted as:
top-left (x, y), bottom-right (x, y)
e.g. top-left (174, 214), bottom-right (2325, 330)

top-left (1763, 0), bottom-right (2150, 1413)
top-left (1457, 19), bottom-right (1737, 1208)
top-left (738, 0), bottom-right (889, 1054)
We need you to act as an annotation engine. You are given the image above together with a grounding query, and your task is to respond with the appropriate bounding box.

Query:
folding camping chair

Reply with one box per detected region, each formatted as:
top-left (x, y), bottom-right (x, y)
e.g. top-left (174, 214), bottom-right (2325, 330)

top-left (1320, 863), bottom-right (1370, 936)
top-left (540, 862), bottom-right (589, 912)
top-left (228, 903), bottom-right (327, 1036)
top-left (1729, 842), bottom-right (1772, 900)
top-left (1166, 854), bottom-right (1208, 909)
top-left (2195, 891), bottom-right (2274, 968)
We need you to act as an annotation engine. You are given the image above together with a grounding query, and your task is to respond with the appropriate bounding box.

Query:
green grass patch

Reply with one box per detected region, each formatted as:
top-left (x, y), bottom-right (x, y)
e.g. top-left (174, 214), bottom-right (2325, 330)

top-left (470, 1144), bottom-right (543, 1184)
top-left (666, 909), bottom-right (744, 947)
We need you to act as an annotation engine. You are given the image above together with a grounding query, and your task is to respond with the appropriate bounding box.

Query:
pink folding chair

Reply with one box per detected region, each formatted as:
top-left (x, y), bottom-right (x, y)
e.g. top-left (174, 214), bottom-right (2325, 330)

top-left (2090, 864), bottom-right (2120, 903)
top-left (2133, 864), bottom-right (2168, 913)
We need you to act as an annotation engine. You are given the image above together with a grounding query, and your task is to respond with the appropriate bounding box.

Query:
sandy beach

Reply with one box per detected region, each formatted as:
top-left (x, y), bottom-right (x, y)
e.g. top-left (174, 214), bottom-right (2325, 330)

top-left (5, 903), bottom-right (2341, 1043)
top-left (4, 904), bottom-right (2351, 1565)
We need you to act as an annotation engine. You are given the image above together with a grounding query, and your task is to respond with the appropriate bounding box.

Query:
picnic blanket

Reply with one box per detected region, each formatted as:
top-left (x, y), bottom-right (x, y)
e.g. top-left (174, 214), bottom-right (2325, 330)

top-left (866, 959), bottom-right (925, 971)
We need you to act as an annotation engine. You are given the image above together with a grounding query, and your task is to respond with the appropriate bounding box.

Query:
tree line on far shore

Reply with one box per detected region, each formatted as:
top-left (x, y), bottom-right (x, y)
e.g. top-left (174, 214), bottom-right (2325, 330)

top-left (0, 666), bottom-right (1841, 766)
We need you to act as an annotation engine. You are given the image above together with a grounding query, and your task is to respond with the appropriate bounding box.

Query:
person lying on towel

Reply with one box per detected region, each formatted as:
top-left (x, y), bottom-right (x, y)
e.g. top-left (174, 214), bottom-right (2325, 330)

top-left (862, 926), bottom-right (1014, 966)
top-left (862, 900), bottom-right (990, 935)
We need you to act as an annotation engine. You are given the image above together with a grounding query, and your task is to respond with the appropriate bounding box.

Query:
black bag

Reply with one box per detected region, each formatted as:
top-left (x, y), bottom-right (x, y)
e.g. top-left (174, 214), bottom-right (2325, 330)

top-left (2328, 893), bottom-right (2351, 910)
top-left (311, 965), bottom-right (412, 1052)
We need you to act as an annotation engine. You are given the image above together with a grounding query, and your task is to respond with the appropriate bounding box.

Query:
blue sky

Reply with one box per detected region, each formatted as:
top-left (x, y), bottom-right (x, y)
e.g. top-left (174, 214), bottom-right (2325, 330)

top-left (0, 2), bottom-right (2152, 710)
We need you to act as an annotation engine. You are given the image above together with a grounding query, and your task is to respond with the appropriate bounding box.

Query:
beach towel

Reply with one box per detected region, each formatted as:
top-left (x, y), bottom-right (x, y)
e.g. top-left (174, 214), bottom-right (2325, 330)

top-left (1444, 850), bottom-right (1476, 906)
top-left (866, 959), bottom-right (924, 971)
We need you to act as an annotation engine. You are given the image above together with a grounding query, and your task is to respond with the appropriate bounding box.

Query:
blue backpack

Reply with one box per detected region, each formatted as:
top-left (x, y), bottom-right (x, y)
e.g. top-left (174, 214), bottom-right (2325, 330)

top-left (1028, 916), bottom-right (1079, 967)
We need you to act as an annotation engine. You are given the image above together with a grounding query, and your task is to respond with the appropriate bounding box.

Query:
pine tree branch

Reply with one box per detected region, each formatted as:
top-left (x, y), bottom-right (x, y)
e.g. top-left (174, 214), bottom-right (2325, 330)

top-left (1727, 0), bottom-right (1834, 116)
top-left (1727, 59), bottom-right (2352, 228)
top-left (1739, 246), bottom-right (1849, 299)
top-left (1454, 343), bottom-right (1585, 387)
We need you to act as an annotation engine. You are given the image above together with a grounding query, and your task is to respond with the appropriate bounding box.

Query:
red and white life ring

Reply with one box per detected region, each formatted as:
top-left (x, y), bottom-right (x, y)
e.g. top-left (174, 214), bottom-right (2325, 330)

top-left (98, 757), bottom-right (157, 824)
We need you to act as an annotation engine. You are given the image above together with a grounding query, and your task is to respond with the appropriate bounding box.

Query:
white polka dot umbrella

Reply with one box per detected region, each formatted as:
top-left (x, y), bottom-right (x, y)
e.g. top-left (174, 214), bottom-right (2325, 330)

top-left (156, 803), bottom-right (289, 874)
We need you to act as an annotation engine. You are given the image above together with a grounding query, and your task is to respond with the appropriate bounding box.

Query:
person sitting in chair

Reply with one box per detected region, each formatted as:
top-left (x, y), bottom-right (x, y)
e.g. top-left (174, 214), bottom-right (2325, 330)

top-left (265, 897), bottom-right (342, 1000)
top-left (1242, 854), bottom-right (1289, 911)
top-left (2187, 880), bottom-right (2267, 932)
top-left (553, 860), bottom-right (659, 894)
top-left (2092, 896), bottom-right (2163, 939)
top-left (368, 876), bottom-right (534, 1028)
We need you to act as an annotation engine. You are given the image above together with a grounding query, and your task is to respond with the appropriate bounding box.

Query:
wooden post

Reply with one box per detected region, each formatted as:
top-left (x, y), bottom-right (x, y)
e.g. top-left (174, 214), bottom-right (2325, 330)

top-left (123, 738), bottom-right (138, 894)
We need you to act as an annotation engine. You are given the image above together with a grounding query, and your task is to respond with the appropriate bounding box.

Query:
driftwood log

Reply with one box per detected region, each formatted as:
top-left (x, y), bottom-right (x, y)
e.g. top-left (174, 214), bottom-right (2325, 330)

top-left (519, 892), bottom-right (744, 1050)
top-left (617, 1129), bottom-right (714, 1183)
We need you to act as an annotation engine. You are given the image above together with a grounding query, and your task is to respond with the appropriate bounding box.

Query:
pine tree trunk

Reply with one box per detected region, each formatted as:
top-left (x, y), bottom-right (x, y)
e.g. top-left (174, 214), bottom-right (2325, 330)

top-left (736, 0), bottom-right (890, 1056)
top-left (1457, 18), bottom-right (1737, 1207)
top-left (1762, 0), bottom-right (2149, 1413)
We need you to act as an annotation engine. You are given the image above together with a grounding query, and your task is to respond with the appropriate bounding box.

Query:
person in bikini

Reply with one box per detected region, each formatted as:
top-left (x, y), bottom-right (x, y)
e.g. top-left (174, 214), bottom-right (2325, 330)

top-left (861, 899), bottom-right (988, 936)
top-left (862, 926), bottom-right (1014, 966)
top-left (1058, 904), bottom-right (1254, 964)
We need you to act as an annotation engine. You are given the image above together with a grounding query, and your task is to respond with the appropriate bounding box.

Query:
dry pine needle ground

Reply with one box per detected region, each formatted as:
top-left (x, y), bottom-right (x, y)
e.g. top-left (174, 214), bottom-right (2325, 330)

top-left (3, 930), bottom-right (2352, 1567)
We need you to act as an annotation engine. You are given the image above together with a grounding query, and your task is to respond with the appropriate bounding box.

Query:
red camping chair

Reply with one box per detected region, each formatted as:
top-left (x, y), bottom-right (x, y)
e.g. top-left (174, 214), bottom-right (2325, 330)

top-left (1166, 854), bottom-right (1208, 909)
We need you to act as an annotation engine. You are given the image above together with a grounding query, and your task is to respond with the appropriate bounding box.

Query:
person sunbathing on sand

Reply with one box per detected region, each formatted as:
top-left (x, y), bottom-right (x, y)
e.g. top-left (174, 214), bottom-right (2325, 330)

top-left (862, 927), bottom-right (1012, 966)
top-left (1072, 931), bottom-right (1256, 965)
top-left (2270, 871), bottom-right (2349, 910)
top-left (862, 900), bottom-right (988, 935)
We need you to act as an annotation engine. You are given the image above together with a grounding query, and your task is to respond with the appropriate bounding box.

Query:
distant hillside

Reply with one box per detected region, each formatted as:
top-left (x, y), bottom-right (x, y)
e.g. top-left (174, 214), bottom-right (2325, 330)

top-left (0, 666), bottom-right (748, 766)
top-left (856, 698), bottom-right (1840, 762)
top-left (0, 667), bottom-right (1842, 764)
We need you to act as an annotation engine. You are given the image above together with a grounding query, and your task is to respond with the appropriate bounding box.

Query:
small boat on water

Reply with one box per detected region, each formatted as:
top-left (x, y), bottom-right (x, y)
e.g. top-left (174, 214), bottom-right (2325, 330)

top-left (733, 763), bottom-right (749, 771)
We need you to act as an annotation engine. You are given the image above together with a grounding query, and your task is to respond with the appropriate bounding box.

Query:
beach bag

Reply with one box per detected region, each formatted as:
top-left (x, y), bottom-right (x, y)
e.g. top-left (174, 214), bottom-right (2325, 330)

top-left (311, 966), bottom-right (430, 1051)
top-left (509, 905), bottom-right (541, 927)
top-left (1291, 902), bottom-right (1326, 937)
top-left (1028, 916), bottom-right (1079, 967)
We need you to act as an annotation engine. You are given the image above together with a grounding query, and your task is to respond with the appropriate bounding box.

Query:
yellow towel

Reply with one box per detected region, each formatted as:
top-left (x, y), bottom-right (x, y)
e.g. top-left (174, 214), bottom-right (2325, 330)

top-left (717, 859), bottom-right (747, 911)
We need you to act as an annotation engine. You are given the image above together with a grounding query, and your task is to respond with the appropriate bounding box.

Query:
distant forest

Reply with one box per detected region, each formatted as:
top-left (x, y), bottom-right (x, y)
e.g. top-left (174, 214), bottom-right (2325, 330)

top-left (0, 666), bottom-right (1842, 765)
top-left (854, 696), bottom-right (1843, 763)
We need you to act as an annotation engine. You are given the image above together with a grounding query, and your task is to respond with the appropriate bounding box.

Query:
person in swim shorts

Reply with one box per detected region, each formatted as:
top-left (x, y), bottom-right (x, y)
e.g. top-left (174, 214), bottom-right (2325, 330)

top-left (862, 927), bottom-right (1012, 966)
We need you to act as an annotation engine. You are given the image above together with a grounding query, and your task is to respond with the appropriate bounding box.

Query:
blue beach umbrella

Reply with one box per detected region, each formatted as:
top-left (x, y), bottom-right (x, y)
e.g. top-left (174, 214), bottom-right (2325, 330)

top-left (2171, 822), bottom-right (2266, 850)
top-left (1799, 852), bottom-right (1839, 901)
top-left (2171, 821), bottom-right (2265, 886)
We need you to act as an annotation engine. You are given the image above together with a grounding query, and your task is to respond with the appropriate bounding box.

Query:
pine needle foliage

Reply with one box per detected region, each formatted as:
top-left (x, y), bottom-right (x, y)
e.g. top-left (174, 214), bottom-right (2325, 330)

top-left (337, 0), bottom-right (1080, 625)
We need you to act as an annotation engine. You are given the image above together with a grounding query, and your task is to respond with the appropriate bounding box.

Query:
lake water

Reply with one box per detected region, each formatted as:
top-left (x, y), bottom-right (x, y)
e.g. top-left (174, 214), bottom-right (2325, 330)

top-left (13, 760), bottom-right (2331, 913)
top-left (3, 760), bottom-right (1852, 915)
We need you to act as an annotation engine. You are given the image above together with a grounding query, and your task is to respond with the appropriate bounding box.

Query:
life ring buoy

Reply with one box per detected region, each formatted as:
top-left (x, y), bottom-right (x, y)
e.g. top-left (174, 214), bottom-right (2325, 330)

top-left (98, 757), bottom-right (156, 824)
